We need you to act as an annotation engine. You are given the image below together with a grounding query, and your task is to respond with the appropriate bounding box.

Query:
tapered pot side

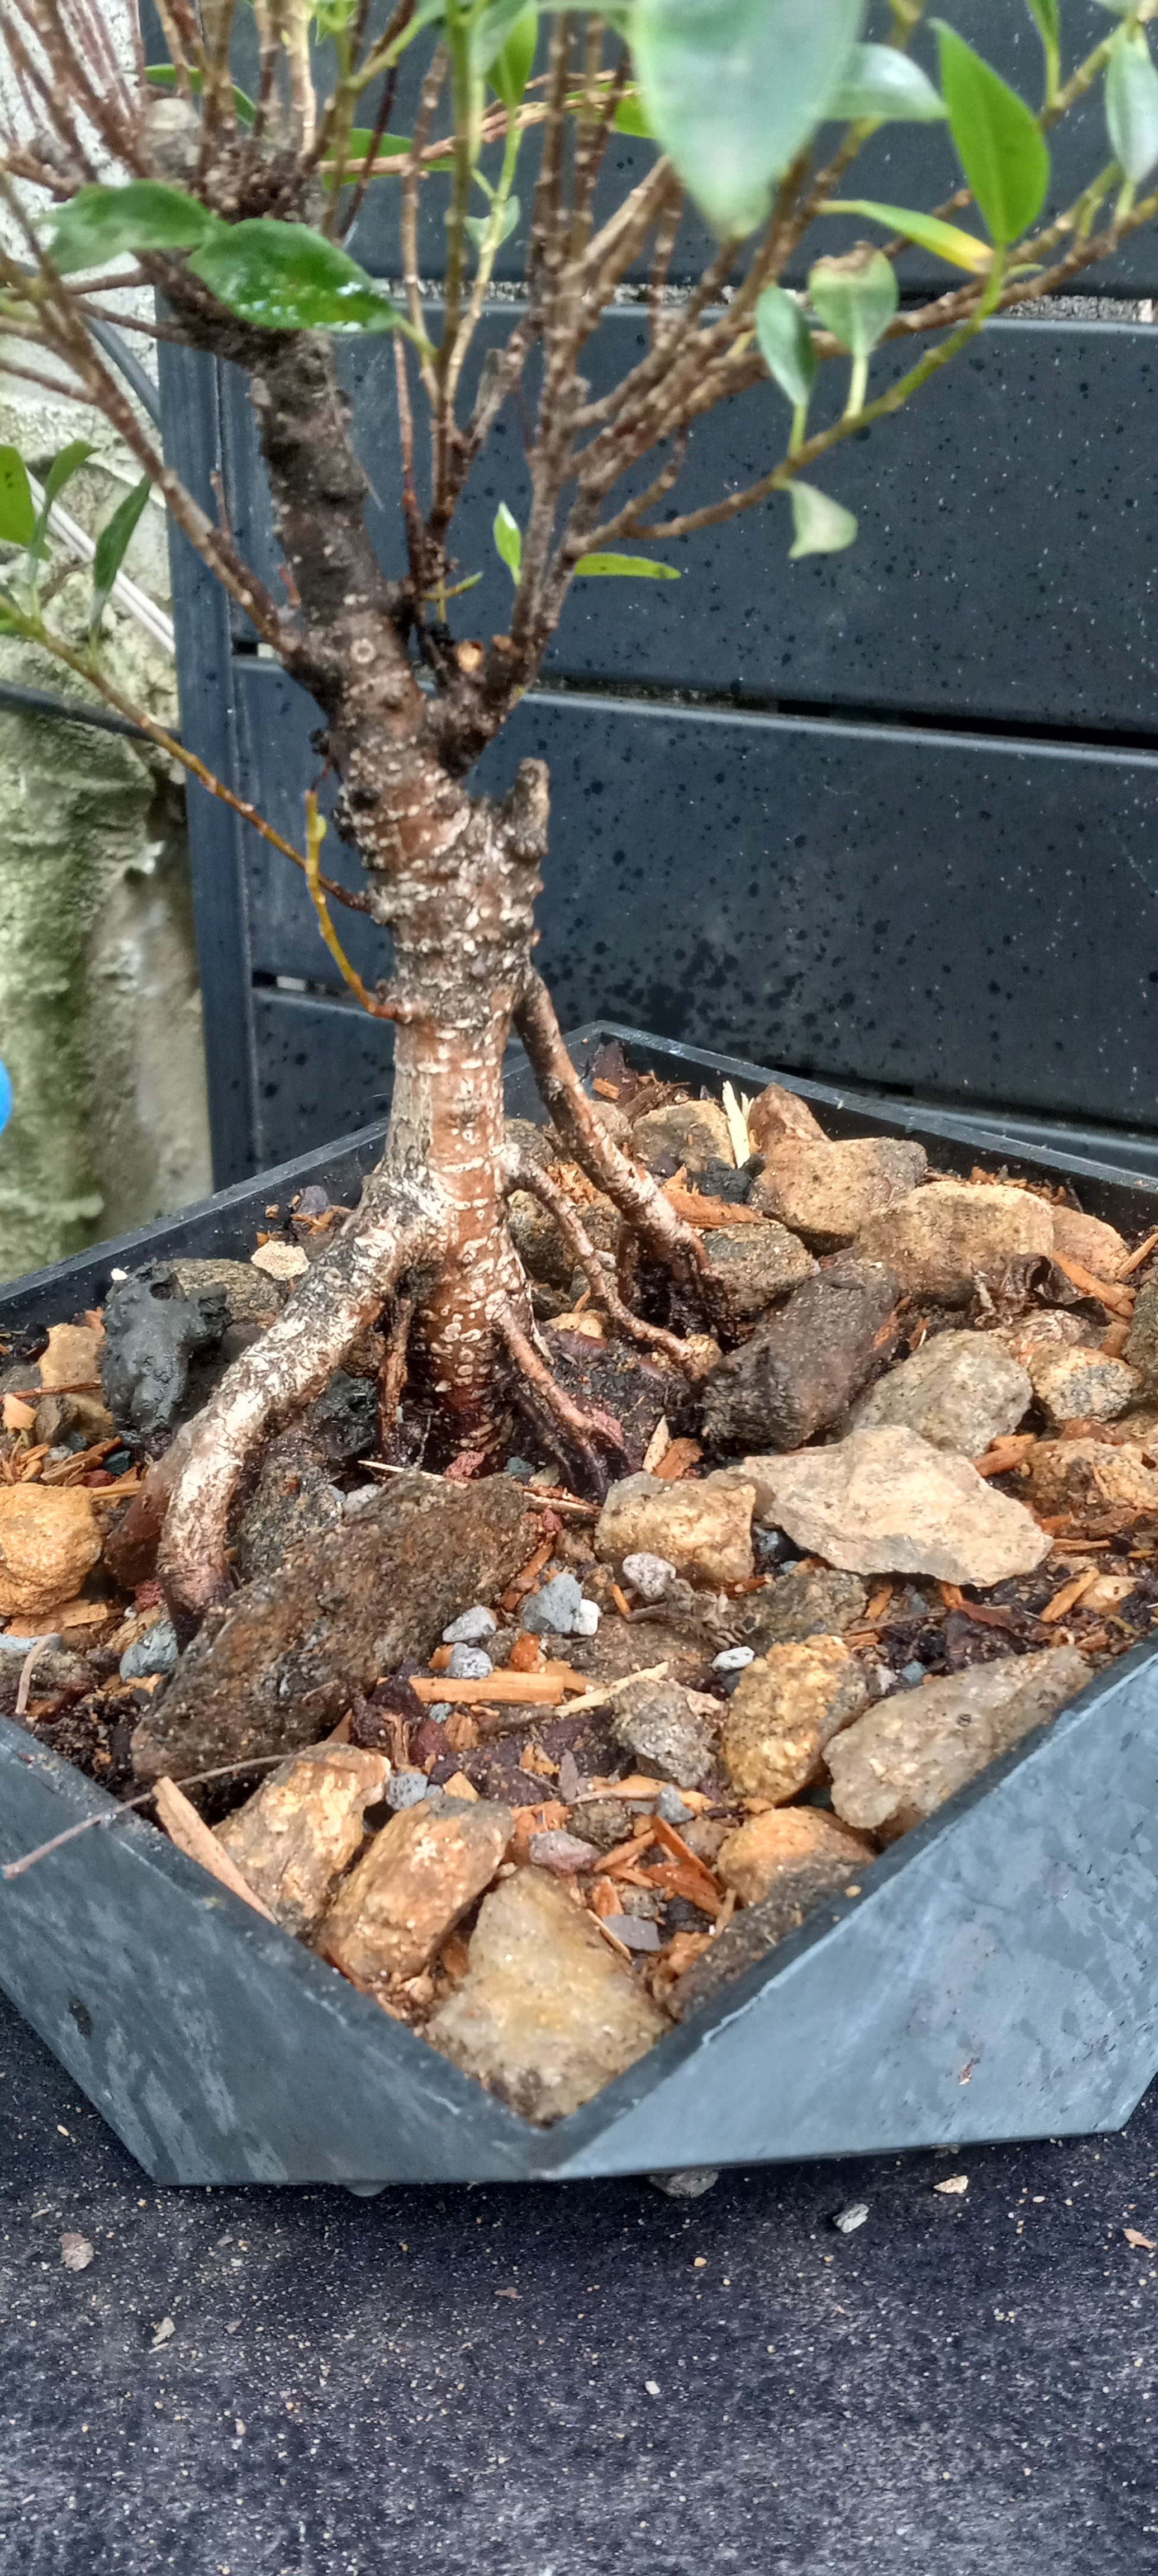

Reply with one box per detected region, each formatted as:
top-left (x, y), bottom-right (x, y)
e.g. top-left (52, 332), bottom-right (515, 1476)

top-left (2, 1027), bottom-right (1157, 2186)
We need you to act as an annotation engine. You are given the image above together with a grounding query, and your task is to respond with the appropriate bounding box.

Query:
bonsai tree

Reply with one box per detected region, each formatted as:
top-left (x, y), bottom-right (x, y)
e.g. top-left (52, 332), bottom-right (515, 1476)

top-left (1, 0), bottom-right (1155, 1626)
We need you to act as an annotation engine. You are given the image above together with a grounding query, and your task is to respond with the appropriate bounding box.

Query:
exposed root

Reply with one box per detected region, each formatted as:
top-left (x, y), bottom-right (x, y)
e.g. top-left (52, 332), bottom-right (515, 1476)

top-left (159, 1177), bottom-right (445, 1627)
top-left (505, 1153), bottom-right (703, 1376)
top-left (378, 1289), bottom-right (417, 1457)
top-left (496, 1301), bottom-right (628, 1500)
top-left (515, 971), bottom-right (711, 1294)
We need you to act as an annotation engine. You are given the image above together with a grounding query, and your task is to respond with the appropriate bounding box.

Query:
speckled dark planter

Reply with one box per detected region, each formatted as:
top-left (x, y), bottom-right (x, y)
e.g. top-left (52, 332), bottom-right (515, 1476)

top-left (1, 1027), bottom-right (1157, 2186)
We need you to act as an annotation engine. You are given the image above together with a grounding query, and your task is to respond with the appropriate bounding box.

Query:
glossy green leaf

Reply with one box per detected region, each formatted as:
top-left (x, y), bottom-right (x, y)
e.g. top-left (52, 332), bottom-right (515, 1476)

top-left (0, 593), bottom-right (23, 633)
top-left (614, 91), bottom-right (656, 138)
top-left (1105, 22), bottom-right (1158, 183)
top-left (1025, 0), bottom-right (1060, 40)
top-left (807, 245), bottom-right (898, 356)
top-left (493, 501), bottom-right (523, 581)
top-left (472, 0), bottom-right (534, 72)
top-left (0, 447), bottom-right (35, 547)
top-left (933, 22), bottom-right (1050, 243)
top-left (47, 180), bottom-right (219, 275)
top-left (823, 197), bottom-right (993, 272)
top-left (145, 64), bottom-right (257, 125)
top-left (828, 41), bottom-right (945, 122)
top-left (572, 552), bottom-right (680, 577)
top-left (755, 285), bottom-right (817, 408)
top-left (189, 220), bottom-right (405, 333)
top-left (28, 438), bottom-right (94, 563)
top-left (633, 0), bottom-right (866, 239)
top-left (90, 476), bottom-right (151, 632)
top-left (787, 479), bottom-right (858, 559)
top-left (312, 0), bottom-right (359, 30)
top-left (488, 3), bottom-right (538, 102)
top-left (336, 130), bottom-right (455, 178)
top-left (464, 196), bottom-right (521, 249)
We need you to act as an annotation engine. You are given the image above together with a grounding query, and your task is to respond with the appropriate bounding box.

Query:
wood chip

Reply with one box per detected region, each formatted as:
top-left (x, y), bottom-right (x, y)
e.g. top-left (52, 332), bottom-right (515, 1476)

top-left (640, 1416), bottom-right (671, 1475)
top-left (442, 1770), bottom-right (480, 1801)
top-left (1124, 2227), bottom-right (1157, 2252)
top-left (663, 1181), bottom-right (764, 1229)
top-left (411, 1670), bottom-right (570, 1707)
top-left (720, 1080), bottom-right (752, 1166)
top-left (444, 1709), bottom-right (480, 1751)
top-left (519, 1741), bottom-right (558, 1778)
top-left (610, 1583), bottom-right (632, 1618)
top-left (2, 1396), bottom-right (35, 1434)
top-left (1040, 1568), bottom-right (1101, 1624)
top-left (591, 1077), bottom-right (620, 1100)
top-left (865, 1584), bottom-right (894, 1624)
top-left (500, 1537), bottom-right (554, 1612)
top-left (652, 1437), bottom-right (703, 1482)
top-left (250, 1239), bottom-right (308, 1280)
top-left (1121, 1228), bottom-right (1158, 1278)
top-left (974, 1433), bottom-right (1039, 1479)
top-left (1051, 1252), bottom-right (1135, 1318)
top-left (151, 1777), bottom-right (277, 1922)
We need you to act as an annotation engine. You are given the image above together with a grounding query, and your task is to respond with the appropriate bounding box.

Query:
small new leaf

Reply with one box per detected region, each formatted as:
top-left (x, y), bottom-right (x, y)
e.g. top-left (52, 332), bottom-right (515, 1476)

top-left (933, 22), bottom-right (1050, 244)
top-left (0, 446), bottom-right (35, 547)
top-left (90, 476), bottom-right (151, 635)
top-left (464, 197), bottom-right (521, 251)
top-left (788, 480), bottom-right (858, 560)
top-left (488, 4), bottom-right (538, 106)
top-left (808, 246), bottom-right (898, 357)
top-left (823, 199), bottom-right (993, 273)
top-left (756, 286), bottom-right (817, 410)
top-left (28, 438), bottom-right (94, 566)
top-left (828, 42), bottom-right (945, 123)
top-left (493, 501), bottom-right (523, 581)
top-left (613, 92), bottom-right (655, 138)
top-left (572, 553), bottom-right (680, 577)
top-left (189, 220), bottom-right (406, 333)
top-left (47, 180), bottom-right (219, 274)
top-left (1105, 22), bottom-right (1158, 184)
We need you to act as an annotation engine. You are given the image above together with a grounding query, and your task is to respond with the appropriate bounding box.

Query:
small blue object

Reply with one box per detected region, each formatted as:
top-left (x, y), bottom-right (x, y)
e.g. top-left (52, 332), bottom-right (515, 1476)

top-left (0, 1060), bottom-right (11, 1137)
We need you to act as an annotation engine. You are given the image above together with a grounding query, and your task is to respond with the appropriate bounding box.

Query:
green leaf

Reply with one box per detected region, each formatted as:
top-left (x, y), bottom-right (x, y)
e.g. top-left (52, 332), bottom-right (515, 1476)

top-left (493, 501), bottom-right (523, 581)
top-left (464, 196), bottom-right (521, 249)
top-left (312, 0), bottom-right (359, 30)
top-left (1105, 22), bottom-right (1158, 183)
top-left (472, 0), bottom-right (534, 73)
top-left (27, 438), bottom-right (94, 564)
top-left (1025, 0), bottom-right (1060, 41)
top-left (0, 593), bottom-right (24, 634)
top-left (488, 3), bottom-right (538, 103)
top-left (828, 41), bottom-right (945, 122)
top-left (613, 91), bottom-right (656, 138)
top-left (572, 552), bottom-right (680, 577)
top-left (145, 64), bottom-right (257, 125)
top-left (0, 446), bottom-right (35, 547)
top-left (46, 179), bottom-right (220, 274)
top-left (755, 285), bottom-right (817, 409)
top-left (787, 479), bottom-right (858, 560)
top-left (932, 21), bottom-right (1050, 244)
top-left (807, 245), bottom-right (898, 356)
top-left (189, 220), bottom-right (405, 333)
top-left (338, 130), bottom-right (455, 177)
top-left (633, 0), bottom-right (866, 239)
top-left (90, 476), bottom-right (151, 632)
top-left (823, 197), bottom-right (993, 272)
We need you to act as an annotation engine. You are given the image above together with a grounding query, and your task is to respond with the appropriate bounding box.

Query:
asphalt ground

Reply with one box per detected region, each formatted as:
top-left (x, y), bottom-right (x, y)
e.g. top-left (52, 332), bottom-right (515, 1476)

top-left (2, 1984), bottom-right (1156, 2576)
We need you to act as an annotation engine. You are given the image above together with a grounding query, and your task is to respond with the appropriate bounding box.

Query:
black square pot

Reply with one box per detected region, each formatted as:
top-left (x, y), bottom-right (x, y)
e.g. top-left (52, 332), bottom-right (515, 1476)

top-left (2, 1027), bottom-right (1157, 2187)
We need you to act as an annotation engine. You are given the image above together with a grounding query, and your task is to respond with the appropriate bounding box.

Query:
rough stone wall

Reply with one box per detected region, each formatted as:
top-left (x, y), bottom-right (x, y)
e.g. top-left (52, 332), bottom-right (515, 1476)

top-left (0, 400), bottom-right (212, 1286)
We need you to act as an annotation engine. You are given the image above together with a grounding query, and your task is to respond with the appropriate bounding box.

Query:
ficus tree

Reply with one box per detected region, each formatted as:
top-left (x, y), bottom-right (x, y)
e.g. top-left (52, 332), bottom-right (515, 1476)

top-left (0, 0), bottom-right (1155, 1626)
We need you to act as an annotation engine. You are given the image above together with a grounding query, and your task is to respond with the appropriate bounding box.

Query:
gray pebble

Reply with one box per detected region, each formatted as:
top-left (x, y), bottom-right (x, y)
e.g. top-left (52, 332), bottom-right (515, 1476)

top-left (648, 2168), bottom-right (720, 2200)
top-left (0, 1632), bottom-right (63, 1655)
top-left (505, 1456), bottom-right (535, 1483)
top-left (654, 1784), bottom-right (693, 1827)
top-left (119, 1617), bottom-right (178, 1682)
top-left (427, 1703), bottom-right (452, 1723)
top-left (442, 1606), bottom-right (497, 1646)
top-left (446, 1643), bottom-right (493, 1680)
top-left (522, 1571), bottom-right (583, 1635)
top-left (572, 1598), bottom-right (600, 1637)
top-left (712, 1645), bottom-right (755, 1673)
top-left (833, 2201), bottom-right (870, 2234)
top-left (621, 1551), bottom-right (676, 1602)
top-left (387, 1770), bottom-right (435, 1810)
top-left (603, 1913), bottom-right (663, 1952)
top-left (899, 1660), bottom-right (927, 1688)
top-left (344, 1488), bottom-right (379, 1518)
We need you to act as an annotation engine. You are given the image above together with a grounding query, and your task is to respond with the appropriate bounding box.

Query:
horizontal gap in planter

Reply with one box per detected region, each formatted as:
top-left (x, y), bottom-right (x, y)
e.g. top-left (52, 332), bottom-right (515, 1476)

top-left (526, 670), bottom-right (1158, 763)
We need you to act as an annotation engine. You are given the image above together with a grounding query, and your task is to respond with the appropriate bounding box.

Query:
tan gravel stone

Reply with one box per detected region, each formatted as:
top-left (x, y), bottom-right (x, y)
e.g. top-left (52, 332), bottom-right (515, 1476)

top-left (1032, 1346), bottom-right (1141, 1428)
top-left (426, 1867), bottom-right (668, 2122)
top-left (39, 1322), bottom-right (103, 1390)
top-left (1050, 1206), bottom-right (1130, 1281)
top-left (0, 1485), bottom-right (101, 1621)
top-left (741, 1426), bottom-right (1051, 1584)
top-left (316, 1798), bottom-right (511, 1988)
top-left (632, 1098), bottom-right (734, 1176)
top-left (856, 1180), bottom-right (1054, 1303)
top-left (215, 1744), bottom-right (391, 1936)
top-left (701, 1219), bottom-right (814, 1327)
top-left (995, 1310), bottom-right (1099, 1384)
top-left (720, 1637), bottom-right (869, 1802)
top-left (849, 1329), bottom-right (1031, 1456)
top-left (595, 1471), bottom-right (754, 1587)
top-left (1024, 1437), bottom-right (1158, 1517)
top-left (826, 1645), bottom-right (1089, 1840)
top-left (715, 1806), bottom-right (875, 1906)
top-left (752, 1135), bottom-right (927, 1251)
top-left (746, 1082), bottom-right (828, 1154)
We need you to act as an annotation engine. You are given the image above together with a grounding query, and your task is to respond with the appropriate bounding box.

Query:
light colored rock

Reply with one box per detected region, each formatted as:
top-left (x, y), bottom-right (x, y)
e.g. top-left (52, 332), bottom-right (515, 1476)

top-left (509, 1186), bottom-right (618, 1288)
top-left (426, 1866), bottom-right (668, 2123)
top-left (747, 1082), bottom-right (828, 1154)
top-left (1033, 1346), bottom-right (1141, 1428)
top-left (849, 1329), bottom-right (1031, 1456)
top-left (631, 1097), bottom-right (734, 1176)
top-left (620, 1551), bottom-right (677, 1600)
top-left (701, 1220), bottom-right (814, 1327)
top-left (720, 1637), bottom-right (869, 1802)
top-left (716, 1806), bottom-right (875, 1906)
top-left (596, 1472), bottom-right (754, 1588)
top-left (315, 1798), bottom-right (511, 1988)
top-left (752, 1135), bottom-right (927, 1251)
top-left (1024, 1438), bottom-right (1158, 1517)
top-left (612, 1677), bottom-right (718, 1787)
top-left (0, 1485), bottom-right (101, 1621)
top-left (38, 1322), bottom-right (103, 1390)
top-left (1050, 1205), bottom-right (1130, 1281)
top-left (741, 1426), bottom-right (1051, 1584)
top-left (827, 1645), bottom-right (1089, 1840)
top-left (995, 1310), bottom-right (1099, 1385)
top-left (856, 1180), bottom-right (1054, 1304)
top-left (216, 1744), bottom-right (391, 1936)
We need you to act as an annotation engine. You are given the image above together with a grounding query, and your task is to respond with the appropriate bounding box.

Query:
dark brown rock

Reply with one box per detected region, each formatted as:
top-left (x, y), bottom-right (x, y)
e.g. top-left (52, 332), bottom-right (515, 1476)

top-left (668, 1855), bottom-right (862, 2019)
top-left (131, 1476), bottom-right (535, 1783)
top-left (700, 1256), bottom-right (901, 1452)
top-left (737, 1565), bottom-right (867, 1651)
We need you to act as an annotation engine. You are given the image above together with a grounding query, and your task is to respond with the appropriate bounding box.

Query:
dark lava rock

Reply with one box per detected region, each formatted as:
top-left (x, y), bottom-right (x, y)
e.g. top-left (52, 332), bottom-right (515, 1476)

top-left (234, 1430), bottom-right (344, 1584)
top-left (308, 1370), bottom-right (378, 1466)
top-left (667, 1853), bottom-right (863, 2020)
top-left (540, 1329), bottom-right (682, 1475)
top-left (696, 1157), bottom-right (761, 1206)
top-left (567, 1795), bottom-right (639, 1850)
top-left (737, 1566), bottom-right (869, 1652)
top-left (700, 1255), bottom-right (901, 1453)
top-left (100, 1267), bottom-right (230, 1436)
top-left (131, 1475), bottom-right (535, 1782)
